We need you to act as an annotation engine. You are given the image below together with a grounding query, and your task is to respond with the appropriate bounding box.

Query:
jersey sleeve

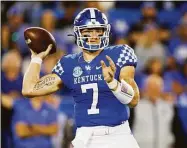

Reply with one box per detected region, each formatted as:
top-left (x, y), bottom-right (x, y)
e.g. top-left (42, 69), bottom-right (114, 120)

top-left (116, 45), bottom-right (138, 68)
top-left (52, 57), bottom-right (68, 85)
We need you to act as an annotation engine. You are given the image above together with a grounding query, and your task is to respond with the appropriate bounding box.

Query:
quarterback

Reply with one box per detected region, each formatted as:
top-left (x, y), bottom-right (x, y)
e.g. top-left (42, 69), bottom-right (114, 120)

top-left (22, 8), bottom-right (140, 148)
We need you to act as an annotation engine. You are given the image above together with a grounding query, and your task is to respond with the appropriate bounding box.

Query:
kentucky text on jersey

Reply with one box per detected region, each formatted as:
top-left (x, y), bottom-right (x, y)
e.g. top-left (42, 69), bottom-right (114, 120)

top-left (52, 45), bottom-right (137, 127)
top-left (74, 74), bottom-right (103, 84)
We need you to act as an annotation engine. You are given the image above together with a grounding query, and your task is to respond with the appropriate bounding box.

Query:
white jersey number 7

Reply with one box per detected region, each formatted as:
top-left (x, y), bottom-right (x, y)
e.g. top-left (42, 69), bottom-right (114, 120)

top-left (81, 83), bottom-right (99, 115)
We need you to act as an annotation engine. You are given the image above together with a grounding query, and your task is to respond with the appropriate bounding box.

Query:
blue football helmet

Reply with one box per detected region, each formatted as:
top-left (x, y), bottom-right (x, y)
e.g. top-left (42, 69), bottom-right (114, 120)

top-left (74, 8), bottom-right (111, 51)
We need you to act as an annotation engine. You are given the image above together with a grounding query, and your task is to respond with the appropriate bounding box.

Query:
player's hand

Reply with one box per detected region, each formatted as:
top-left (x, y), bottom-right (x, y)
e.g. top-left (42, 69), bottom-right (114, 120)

top-left (30, 44), bottom-right (52, 60)
top-left (100, 55), bottom-right (116, 83)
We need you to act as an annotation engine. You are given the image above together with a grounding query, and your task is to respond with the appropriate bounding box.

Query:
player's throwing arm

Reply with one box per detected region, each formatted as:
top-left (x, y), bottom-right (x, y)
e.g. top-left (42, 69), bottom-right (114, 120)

top-left (22, 44), bottom-right (62, 98)
top-left (101, 55), bottom-right (140, 107)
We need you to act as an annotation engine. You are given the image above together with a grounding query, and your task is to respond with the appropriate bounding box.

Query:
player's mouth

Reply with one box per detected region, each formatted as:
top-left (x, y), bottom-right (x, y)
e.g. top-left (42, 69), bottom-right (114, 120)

top-left (88, 40), bottom-right (100, 44)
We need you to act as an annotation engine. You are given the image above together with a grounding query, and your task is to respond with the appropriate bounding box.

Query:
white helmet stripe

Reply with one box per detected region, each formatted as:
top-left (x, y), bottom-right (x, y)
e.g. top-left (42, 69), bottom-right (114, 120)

top-left (90, 8), bottom-right (96, 18)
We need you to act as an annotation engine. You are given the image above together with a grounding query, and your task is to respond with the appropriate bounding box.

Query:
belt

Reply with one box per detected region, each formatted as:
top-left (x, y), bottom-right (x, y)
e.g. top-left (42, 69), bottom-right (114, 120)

top-left (91, 121), bottom-right (131, 136)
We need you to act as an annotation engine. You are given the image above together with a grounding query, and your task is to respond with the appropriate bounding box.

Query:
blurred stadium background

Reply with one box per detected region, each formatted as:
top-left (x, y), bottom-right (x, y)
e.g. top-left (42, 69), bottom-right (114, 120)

top-left (1, 1), bottom-right (187, 148)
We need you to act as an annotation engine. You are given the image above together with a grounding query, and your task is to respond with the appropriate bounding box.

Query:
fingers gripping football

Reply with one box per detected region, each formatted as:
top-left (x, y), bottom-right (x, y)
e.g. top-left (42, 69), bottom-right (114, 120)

top-left (30, 44), bottom-right (53, 59)
top-left (100, 55), bottom-right (116, 83)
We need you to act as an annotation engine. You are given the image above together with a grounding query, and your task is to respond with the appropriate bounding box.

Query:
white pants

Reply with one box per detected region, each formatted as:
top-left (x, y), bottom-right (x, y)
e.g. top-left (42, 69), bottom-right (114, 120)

top-left (72, 121), bottom-right (140, 148)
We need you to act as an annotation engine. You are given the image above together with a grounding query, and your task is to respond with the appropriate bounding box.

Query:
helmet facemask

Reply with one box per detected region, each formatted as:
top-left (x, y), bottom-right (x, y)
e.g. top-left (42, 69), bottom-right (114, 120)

top-left (74, 24), bottom-right (111, 51)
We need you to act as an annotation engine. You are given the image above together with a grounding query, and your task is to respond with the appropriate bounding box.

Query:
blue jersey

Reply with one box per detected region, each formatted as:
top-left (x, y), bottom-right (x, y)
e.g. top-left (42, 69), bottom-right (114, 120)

top-left (52, 44), bottom-right (137, 127)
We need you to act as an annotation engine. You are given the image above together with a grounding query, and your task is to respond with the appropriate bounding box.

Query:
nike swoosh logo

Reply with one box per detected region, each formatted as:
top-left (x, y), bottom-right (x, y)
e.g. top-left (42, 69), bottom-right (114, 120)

top-left (96, 66), bottom-right (102, 70)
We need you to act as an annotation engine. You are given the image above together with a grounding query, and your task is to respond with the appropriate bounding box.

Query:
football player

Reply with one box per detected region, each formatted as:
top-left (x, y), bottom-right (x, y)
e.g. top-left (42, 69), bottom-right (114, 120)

top-left (22, 8), bottom-right (140, 148)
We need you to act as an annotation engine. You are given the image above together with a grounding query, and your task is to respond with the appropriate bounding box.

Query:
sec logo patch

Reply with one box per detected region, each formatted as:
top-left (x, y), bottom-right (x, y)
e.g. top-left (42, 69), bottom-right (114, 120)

top-left (73, 66), bottom-right (83, 77)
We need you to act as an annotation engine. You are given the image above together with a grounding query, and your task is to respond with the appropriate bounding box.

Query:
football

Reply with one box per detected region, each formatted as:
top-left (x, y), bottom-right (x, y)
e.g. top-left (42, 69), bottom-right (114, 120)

top-left (24, 27), bottom-right (57, 54)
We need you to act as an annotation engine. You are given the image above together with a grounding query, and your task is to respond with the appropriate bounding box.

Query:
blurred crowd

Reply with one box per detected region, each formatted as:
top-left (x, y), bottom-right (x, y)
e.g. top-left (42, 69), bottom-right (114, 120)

top-left (1, 1), bottom-right (187, 148)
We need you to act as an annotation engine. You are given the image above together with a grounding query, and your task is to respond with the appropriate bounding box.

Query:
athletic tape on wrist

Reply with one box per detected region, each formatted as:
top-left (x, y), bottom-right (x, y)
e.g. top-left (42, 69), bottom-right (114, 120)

top-left (31, 57), bottom-right (43, 64)
top-left (107, 79), bottom-right (134, 104)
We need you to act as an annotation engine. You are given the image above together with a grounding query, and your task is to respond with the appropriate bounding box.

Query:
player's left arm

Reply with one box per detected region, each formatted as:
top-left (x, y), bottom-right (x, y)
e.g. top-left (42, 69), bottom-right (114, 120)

top-left (119, 66), bottom-right (140, 108)
top-left (101, 54), bottom-right (139, 108)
